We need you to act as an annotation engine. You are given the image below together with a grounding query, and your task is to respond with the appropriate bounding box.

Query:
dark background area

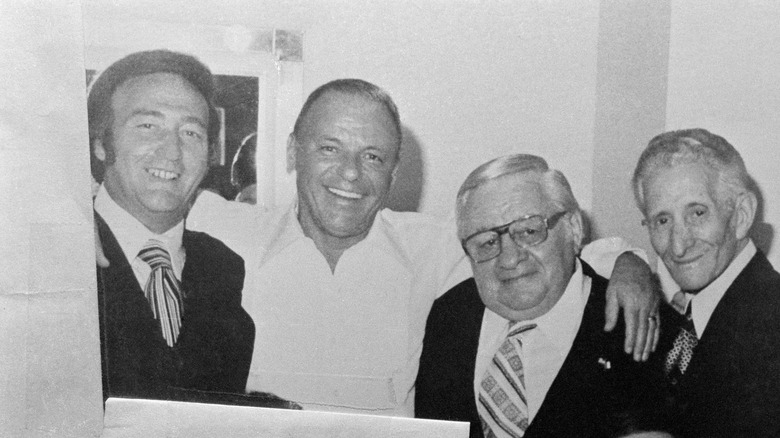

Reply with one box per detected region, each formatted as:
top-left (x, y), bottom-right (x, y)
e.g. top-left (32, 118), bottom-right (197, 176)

top-left (201, 75), bottom-right (258, 200)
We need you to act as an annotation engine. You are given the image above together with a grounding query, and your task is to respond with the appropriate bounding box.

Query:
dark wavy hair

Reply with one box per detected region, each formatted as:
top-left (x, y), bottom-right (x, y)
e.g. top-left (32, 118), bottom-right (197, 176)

top-left (87, 49), bottom-right (220, 182)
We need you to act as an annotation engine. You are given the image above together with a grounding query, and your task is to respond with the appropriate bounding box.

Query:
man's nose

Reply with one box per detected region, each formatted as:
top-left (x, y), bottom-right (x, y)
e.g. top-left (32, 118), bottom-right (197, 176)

top-left (338, 154), bottom-right (361, 181)
top-left (496, 233), bottom-right (529, 269)
top-left (670, 221), bottom-right (695, 257)
top-left (157, 130), bottom-right (183, 160)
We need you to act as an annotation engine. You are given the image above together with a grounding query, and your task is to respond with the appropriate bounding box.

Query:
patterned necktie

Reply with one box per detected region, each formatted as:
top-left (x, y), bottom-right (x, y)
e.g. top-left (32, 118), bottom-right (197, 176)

top-left (478, 323), bottom-right (537, 438)
top-left (664, 303), bottom-right (698, 384)
top-left (138, 239), bottom-right (184, 348)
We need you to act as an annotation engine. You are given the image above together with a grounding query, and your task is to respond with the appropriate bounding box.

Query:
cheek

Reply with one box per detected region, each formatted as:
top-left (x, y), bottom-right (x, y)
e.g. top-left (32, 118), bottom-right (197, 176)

top-left (472, 262), bottom-right (497, 290)
top-left (299, 158), bottom-right (329, 181)
top-left (366, 168), bottom-right (394, 191)
top-left (184, 149), bottom-right (209, 169)
top-left (649, 231), bottom-right (670, 255)
top-left (113, 140), bottom-right (158, 165)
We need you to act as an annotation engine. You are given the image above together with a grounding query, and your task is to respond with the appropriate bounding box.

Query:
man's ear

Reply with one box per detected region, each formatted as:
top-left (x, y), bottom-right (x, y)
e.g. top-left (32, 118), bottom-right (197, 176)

top-left (390, 162), bottom-right (399, 186)
top-left (286, 134), bottom-right (297, 174)
top-left (567, 210), bottom-right (585, 252)
top-left (93, 138), bottom-right (107, 162)
top-left (732, 191), bottom-right (758, 240)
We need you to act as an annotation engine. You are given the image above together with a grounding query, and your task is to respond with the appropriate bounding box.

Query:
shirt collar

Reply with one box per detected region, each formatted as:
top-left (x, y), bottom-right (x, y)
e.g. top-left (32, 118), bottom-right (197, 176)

top-left (263, 197), bottom-right (399, 266)
top-left (528, 259), bottom-right (589, 351)
top-left (94, 184), bottom-right (185, 274)
top-left (690, 240), bottom-right (756, 336)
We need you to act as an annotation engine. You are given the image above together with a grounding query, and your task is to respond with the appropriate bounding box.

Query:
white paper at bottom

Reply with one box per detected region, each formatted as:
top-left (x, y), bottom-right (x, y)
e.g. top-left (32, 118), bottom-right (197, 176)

top-left (103, 397), bottom-right (469, 438)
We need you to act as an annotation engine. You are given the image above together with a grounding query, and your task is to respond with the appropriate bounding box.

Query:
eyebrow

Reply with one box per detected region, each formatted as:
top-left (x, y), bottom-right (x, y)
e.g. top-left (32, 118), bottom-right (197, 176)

top-left (320, 136), bottom-right (343, 144)
top-left (127, 110), bottom-right (207, 129)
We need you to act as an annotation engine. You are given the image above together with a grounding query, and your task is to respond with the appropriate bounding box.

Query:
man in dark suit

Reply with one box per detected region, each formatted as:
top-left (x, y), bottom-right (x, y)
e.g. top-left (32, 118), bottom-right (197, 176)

top-left (416, 154), bottom-right (667, 438)
top-left (88, 50), bottom-right (255, 402)
top-left (632, 128), bottom-right (780, 437)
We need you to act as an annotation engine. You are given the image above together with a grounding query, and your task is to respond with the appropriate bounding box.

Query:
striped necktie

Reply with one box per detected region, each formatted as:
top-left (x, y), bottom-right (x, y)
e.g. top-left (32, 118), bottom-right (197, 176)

top-left (478, 323), bottom-right (537, 438)
top-left (664, 302), bottom-right (697, 384)
top-left (138, 239), bottom-right (184, 348)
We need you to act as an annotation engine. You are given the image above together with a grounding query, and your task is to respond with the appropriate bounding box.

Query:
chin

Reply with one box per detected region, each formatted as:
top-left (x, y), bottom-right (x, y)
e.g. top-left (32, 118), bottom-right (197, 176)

top-left (143, 197), bottom-right (186, 215)
top-left (673, 273), bottom-right (714, 293)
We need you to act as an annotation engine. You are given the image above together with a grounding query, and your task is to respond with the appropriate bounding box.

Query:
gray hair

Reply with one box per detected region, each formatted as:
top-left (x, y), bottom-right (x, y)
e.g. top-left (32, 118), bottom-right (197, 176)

top-left (292, 78), bottom-right (402, 148)
top-left (632, 128), bottom-right (752, 214)
top-left (455, 154), bottom-right (580, 234)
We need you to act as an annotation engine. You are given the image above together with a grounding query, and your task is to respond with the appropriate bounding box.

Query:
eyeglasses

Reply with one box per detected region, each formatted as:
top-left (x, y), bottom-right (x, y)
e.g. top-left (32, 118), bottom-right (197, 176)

top-left (461, 211), bottom-right (568, 263)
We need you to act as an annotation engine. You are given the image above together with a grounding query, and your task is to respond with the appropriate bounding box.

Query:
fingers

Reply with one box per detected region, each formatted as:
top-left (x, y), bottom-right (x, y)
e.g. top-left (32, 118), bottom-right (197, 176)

top-left (634, 314), bottom-right (658, 362)
top-left (629, 306), bottom-right (647, 360)
top-left (623, 302), bottom-right (639, 356)
top-left (650, 318), bottom-right (660, 353)
top-left (604, 290), bottom-right (619, 332)
top-left (650, 298), bottom-right (661, 354)
top-left (637, 305), bottom-right (661, 361)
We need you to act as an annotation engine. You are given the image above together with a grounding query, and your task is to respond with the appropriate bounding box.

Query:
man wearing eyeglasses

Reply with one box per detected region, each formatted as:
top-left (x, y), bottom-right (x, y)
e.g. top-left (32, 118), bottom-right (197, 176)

top-left (416, 154), bottom-right (667, 438)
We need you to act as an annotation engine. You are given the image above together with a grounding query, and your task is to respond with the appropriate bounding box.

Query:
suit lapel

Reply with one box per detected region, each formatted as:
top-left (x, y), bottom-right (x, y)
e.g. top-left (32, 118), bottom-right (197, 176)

top-left (96, 213), bottom-right (161, 334)
top-left (679, 252), bottom-right (763, 399)
top-left (96, 213), bottom-right (180, 396)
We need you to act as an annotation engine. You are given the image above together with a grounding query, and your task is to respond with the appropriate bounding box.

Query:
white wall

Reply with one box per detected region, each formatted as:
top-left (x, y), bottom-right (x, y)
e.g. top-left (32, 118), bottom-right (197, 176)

top-left (0, 1), bottom-right (103, 436)
top-left (591, 0), bottom-right (670, 252)
top-left (665, 0), bottom-right (780, 269)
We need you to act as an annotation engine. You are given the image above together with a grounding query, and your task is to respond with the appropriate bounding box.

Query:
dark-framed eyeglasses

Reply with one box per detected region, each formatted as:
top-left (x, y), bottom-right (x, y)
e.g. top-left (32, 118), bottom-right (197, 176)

top-left (461, 211), bottom-right (568, 263)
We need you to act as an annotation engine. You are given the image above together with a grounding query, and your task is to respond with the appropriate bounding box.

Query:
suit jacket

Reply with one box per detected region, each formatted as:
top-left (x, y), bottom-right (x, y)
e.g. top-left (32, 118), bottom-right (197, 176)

top-left (416, 260), bottom-right (666, 438)
top-left (96, 213), bottom-right (255, 402)
top-left (657, 250), bottom-right (780, 438)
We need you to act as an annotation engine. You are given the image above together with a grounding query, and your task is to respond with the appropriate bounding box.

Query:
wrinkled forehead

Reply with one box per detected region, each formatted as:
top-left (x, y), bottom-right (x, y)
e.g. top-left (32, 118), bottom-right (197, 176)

top-left (300, 92), bottom-right (400, 141)
top-left (458, 173), bottom-right (552, 236)
top-left (642, 162), bottom-right (722, 213)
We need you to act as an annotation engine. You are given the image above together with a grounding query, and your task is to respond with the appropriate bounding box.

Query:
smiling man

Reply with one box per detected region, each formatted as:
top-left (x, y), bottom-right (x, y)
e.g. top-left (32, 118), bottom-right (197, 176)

top-left (88, 50), bottom-right (255, 401)
top-left (415, 154), bottom-right (667, 437)
top-left (633, 129), bottom-right (780, 437)
top-left (289, 86), bottom-right (401, 269)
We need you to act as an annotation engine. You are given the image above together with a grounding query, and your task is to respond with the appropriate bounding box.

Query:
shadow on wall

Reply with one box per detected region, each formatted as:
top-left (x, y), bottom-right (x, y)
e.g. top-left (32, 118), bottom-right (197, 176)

top-left (579, 209), bottom-right (595, 247)
top-left (751, 176), bottom-right (775, 257)
top-left (386, 126), bottom-right (425, 212)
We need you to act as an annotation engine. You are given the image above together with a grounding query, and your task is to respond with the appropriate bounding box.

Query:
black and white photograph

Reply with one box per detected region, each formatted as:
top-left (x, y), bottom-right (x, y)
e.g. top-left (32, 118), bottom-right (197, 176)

top-left (1, 1), bottom-right (779, 436)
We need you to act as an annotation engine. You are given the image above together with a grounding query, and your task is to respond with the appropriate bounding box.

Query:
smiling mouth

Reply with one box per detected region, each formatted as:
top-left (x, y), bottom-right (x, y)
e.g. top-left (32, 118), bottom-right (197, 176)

top-left (146, 168), bottom-right (179, 181)
top-left (499, 271), bottom-right (536, 283)
top-left (671, 254), bottom-right (703, 267)
top-left (328, 187), bottom-right (363, 199)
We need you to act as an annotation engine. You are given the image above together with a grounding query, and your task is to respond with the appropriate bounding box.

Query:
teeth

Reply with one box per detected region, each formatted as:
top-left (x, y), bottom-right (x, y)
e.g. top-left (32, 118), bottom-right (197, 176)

top-left (328, 187), bottom-right (362, 199)
top-left (147, 168), bottom-right (178, 180)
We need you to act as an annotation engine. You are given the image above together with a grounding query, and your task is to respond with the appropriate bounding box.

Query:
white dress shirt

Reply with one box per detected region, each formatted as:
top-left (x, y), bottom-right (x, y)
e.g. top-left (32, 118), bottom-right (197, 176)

top-left (187, 190), bottom-right (638, 416)
top-left (95, 185), bottom-right (185, 288)
top-left (474, 260), bottom-right (594, 422)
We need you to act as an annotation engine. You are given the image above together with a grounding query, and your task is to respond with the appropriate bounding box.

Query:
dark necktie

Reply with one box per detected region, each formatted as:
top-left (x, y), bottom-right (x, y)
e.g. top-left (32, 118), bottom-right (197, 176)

top-left (664, 303), bottom-right (698, 384)
top-left (478, 323), bottom-right (537, 438)
top-left (138, 239), bottom-right (184, 348)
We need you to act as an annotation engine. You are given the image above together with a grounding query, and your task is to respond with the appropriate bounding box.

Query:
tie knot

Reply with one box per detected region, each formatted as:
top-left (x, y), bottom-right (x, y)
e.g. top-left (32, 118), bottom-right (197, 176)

top-left (138, 239), bottom-right (172, 269)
